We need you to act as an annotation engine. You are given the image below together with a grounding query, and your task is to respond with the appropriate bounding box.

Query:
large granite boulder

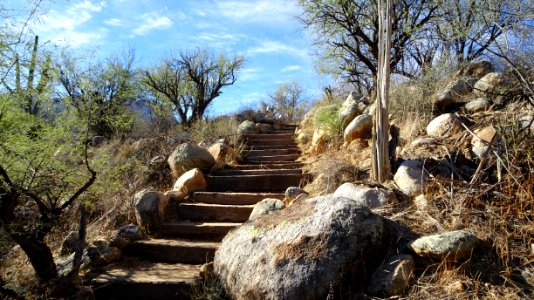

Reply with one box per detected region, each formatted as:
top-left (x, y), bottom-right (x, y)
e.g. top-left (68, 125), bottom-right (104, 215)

top-left (167, 143), bottom-right (215, 177)
top-left (238, 120), bottom-right (257, 134)
top-left (474, 72), bottom-right (505, 96)
top-left (214, 195), bottom-right (386, 300)
top-left (432, 79), bottom-right (474, 111)
top-left (333, 182), bottom-right (397, 209)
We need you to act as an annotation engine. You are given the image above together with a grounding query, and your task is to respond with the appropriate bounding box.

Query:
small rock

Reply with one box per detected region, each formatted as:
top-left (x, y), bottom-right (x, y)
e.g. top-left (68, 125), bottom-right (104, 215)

top-left (343, 114), bottom-right (373, 143)
top-left (172, 168), bottom-right (207, 195)
top-left (238, 120), bottom-right (257, 134)
top-left (60, 231), bottom-right (81, 256)
top-left (394, 160), bottom-right (428, 196)
top-left (134, 190), bottom-right (170, 231)
top-left (414, 194), bottom-right (428, 210)
top-left (333, 183), bottom-right (397, 208)
top-left (116, 224), bottom-right (143, 241)
top-left (310, 128), bottom-right (327, 154)
top-left (474, 72), bottom-right (505, 96)
top-left (410, 230), bottom-right (480, 261)
top-left (368, 254), bottom-right (415, 296)
top-left (433, 79), bottom-right (473, 111)
top-left (285, 187), bottom-right (309, 201)
top-left (339, 92), bottom-right (367, 129)
top-left (471, 126), bottom-right (500, 158)
top-left (249, 198), bottom-right (285, 220)
top-left (410, 137), bottom-right (439, 150)
top-left (465, 98), bottom-right (491, 113)
top-left (86, 245), bottom-right (121, 266)
top-left (164, 190), bottom-right (187, 202)
top-left (109, 235), bottom-right (129, 250)
top-left (519, 115), bottom-right (534, 133)
top-left (91, 135), bottom-right (105, 147)
top-left (426, 113), bottom-right (463, 137)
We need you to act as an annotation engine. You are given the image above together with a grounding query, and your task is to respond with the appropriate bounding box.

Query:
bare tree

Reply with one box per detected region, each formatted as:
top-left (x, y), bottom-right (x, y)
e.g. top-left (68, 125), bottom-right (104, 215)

top-left (268, 81), bottom-right (307, 122)
top-left (144, 49), bottom-right (245, 126)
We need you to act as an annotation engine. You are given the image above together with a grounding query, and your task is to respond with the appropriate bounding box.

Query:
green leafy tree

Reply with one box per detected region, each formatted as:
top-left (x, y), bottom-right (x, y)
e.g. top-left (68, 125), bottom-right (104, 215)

top-left (144, 49), bottom-right (245, 126)
top-left (58, 51), bottom-right (138, 137)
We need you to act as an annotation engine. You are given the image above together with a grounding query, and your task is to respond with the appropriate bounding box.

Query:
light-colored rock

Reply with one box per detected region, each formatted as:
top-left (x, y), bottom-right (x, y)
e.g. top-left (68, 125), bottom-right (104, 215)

top-left (256, 123), bottom-right (272, 133)
top-left (248, 198), bottom-right (285, 220)
top-left (238, 120), bottom-right (257, 134)
top-left (410, 137), bottom-right (439, 150)
top-left (167, 143), bottom-right (215, 177)
top-left (414, 194), bottom-right (428, 210)
top-left (368, 254), bottom-right (415, 296)
top-left (172, 168), bottom-right (207, 195)
top-left (134, 190), bottom-right (170, 231)
top-left (208, 141), bottom-right (235, 165)
top-left (364, 101), bottom-right (377, 116)
top-left (519, 115), bottom-right (534, 133)
top-left (339, 92), bottom-right (367, 129)
top-left (465, 98), bottom-right (491, 113)
top-left (410, 230), bottom-right (480, 261)
top-left (164, 190), bottom-right (187, 202)
top-left (474, 72), bottom-right (505, 96)
top-left (310, 128), bottom-right (327, 154)
top-left (426, 113), bottom-right (463, 137)
top-left (214, 195), bottom-right (385, 300)
top-left (433, 79), bottom-right (473, 110)
top-left (333, 183), bottom-right (397, 208)
top-left (343, 114), bottom-right (373, 143)
top-left (394, 160), bottom-right (428, 196)
top-left (285, 186), bottom-right (309, 200)
top-left (471, 126), bottom-right (501, 158)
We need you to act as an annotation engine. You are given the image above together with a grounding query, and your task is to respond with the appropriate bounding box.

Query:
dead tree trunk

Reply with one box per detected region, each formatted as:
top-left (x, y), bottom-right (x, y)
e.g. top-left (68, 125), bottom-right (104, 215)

top-left (371, 0), bottom-right (393, 183)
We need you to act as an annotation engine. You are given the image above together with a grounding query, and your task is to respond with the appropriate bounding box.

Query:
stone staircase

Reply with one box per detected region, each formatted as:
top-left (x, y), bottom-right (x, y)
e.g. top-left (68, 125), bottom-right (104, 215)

top-left (92, 125), bottom-right (307, 299)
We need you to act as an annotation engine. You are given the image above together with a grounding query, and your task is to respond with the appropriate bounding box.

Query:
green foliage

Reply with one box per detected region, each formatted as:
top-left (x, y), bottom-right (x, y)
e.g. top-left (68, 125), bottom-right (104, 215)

top-left (268, 81), bottom-right (308, 122)
top-left (313, 103), bottom-right (343, 138)
top-left (188, 117), bottom-right (239, 146)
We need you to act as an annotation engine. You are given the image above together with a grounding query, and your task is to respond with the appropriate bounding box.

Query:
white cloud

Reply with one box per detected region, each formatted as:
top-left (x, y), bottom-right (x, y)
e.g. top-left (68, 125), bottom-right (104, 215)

top-left (34, 0), bottom-right (106, 48)
top-left (239, 68), bottom-right (262, 82)
top-left (248, 40), bottom-right (308, 58)
top-left (104, 18), bottom-right (124, 26)
top-left (132, 12), bottom-right (173, 36)
top-left (215, 0), bottom-right (300, 24)
top-left (282, 65), bottom-right (302, 72)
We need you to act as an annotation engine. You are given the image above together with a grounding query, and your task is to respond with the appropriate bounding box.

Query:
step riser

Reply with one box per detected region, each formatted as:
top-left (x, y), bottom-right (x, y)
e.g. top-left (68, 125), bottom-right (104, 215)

top-left (244, 133), bottom-right (295, 139)
top-left (245, 154), bottom-right (300, 162)
top-left (179, 204), bottom-right (252, 222)
top-left (245, 148), bottom-right (300, 156)
top-left (159, 223), bottom-right (238, 239)
top-left (192, 192), bottom-right (285, 205)
top-left (213, 169), bottom-right (302, 176)
top-left (247, 140), bottom-right (295, 146)
top-left (124, 243), bottom-right (216, 264)
top-left (245, 144), bottom-right (299, 150)
top-left (93, 281), bottom-right (195, 300)
top-left (235, 163), bottom-right (304, 170)
top-left (206, 174), bottom-right (305, 192)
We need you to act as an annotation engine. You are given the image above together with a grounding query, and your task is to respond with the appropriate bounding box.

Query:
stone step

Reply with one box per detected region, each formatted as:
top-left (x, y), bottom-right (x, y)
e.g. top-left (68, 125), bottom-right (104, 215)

top-left (206, 173), bottom-right (305, 192)
top-left (245, 144), bottom-right (299, 150)
top-left (245, 148), bottom-right (300, 156)
top-left (159, 221), bottom-right (240, 239)
top-left (244, 153), bottom-right (301, 162)
top-left (179, 203), bottom-right (253, 222)
top-left (244, 133), bottom-right (295, 140)
top-left (213, 168), bottom-right (302, 176)
top-left (192, 192), bottom-right (285, 205)
top-left (92, 262), bottom-right (200, 300)
top-left (234, 162), bottom-right (304, 169)
top-left (247, 139), bottom-right (295, 146)
top-left (124, 238), bottom-right (219, 264)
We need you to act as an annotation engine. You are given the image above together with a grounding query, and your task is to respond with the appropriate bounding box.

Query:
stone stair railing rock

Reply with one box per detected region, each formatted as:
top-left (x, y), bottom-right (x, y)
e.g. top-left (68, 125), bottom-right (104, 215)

top-left (91, 124), bottom-right (308, 299)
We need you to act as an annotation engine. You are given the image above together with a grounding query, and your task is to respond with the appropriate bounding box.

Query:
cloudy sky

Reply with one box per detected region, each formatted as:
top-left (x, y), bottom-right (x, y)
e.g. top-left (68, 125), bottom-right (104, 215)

top-left (17, 0), bottom-right (332, 116)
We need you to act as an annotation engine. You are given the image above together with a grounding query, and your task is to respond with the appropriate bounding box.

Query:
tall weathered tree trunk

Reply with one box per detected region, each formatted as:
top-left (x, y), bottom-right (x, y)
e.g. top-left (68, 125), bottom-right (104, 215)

top-left (371, 0), bottom-right (393, 183)
top-left (12, 234), bottom-right (58, 283)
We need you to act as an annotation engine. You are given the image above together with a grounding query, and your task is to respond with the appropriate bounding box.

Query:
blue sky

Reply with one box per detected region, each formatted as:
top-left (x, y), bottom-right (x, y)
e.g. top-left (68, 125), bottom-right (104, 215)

top-left (19, 0), bottom-right (331, 116)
